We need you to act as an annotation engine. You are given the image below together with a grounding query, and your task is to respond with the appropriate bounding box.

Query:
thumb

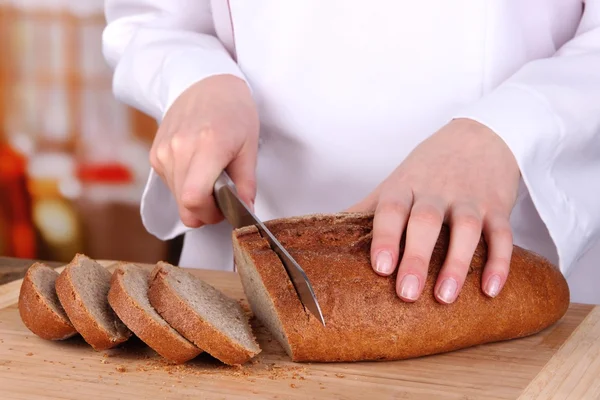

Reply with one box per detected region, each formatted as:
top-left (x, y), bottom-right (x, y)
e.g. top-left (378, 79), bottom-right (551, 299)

top-left (345, 190), bottom-right (379, 213)
top-left (345, 182), bottom-right (385, 213)
top-left (227, 145), bottom-right (258, 211)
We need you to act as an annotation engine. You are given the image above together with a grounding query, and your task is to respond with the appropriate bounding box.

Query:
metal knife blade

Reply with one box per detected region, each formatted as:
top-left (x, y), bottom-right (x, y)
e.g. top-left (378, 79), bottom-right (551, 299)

top-left (213, 171), bottom-right (326, 326)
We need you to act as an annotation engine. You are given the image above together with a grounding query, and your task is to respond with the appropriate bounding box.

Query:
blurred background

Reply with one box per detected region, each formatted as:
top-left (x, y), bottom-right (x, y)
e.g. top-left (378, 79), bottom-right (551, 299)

top-left (0, 0), bottom-right (181, 264)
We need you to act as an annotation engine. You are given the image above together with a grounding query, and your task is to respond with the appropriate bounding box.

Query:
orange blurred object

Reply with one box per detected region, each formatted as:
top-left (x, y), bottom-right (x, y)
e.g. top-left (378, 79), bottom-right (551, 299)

top-left (0, 142), bottom-right (37, 258)
top-left (76, 163), bottom-right (133, 184)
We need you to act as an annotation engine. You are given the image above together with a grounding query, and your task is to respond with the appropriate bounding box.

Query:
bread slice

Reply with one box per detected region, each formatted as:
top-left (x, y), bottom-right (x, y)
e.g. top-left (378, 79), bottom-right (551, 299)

top-left (18, 262), bottom-right (78, 341)
top-left (108, 263), bottom-right (203, 363)
top-left (232, 212), bottom-right (571, 363)
top-left (147, 262), bottom-right (261, 366)
top-left (55, 254), bottom-right (131, 350)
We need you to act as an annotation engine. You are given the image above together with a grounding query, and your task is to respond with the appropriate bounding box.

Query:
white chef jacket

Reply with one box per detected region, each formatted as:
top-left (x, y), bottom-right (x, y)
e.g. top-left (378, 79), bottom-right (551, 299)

top-left (102, 1), bottom-right (600, 305)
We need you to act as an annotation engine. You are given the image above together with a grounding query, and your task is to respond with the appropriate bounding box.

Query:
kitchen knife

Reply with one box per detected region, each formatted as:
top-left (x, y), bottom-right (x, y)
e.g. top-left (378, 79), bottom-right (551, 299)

top-left (213, 171), bottom-right (326, 326)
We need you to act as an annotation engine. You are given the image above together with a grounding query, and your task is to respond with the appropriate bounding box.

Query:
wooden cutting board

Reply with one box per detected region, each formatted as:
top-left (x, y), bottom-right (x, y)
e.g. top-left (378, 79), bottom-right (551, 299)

top-left (0, 260), bottom-right (598, 400)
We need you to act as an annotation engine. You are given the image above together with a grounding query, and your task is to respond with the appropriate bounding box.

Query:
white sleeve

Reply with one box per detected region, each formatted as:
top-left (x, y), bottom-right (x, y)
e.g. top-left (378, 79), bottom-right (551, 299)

top-left (102, 0), bottom-right (248, 241)
top-left (102, 0), bottom-right (248, 120)
top-left (454, 0), bottom-right (600, 275)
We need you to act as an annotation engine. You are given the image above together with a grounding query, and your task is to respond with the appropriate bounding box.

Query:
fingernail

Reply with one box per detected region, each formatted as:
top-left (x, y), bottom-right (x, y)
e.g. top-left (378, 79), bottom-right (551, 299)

top-left (437, 278), bottom-right (458, 304)
top-left (485, 275), bottom-right (502, 297)
top-left (375, 251), bottom-right (394, 274)
top-left (399, 274), bottom-right (420, 301)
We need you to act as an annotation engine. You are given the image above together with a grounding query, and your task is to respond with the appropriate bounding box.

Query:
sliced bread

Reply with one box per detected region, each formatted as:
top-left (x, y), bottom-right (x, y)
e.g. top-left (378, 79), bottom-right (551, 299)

top-left (231, 212), bottom-right (571, 363)
top-left (108, 263), bottom-right (203, 363)
top-left (18, 262), bottom-right (78, 341)
top-left (147, 262), bottom-right (261, 366)
top-left (55, 254), bottom-right (131, 350)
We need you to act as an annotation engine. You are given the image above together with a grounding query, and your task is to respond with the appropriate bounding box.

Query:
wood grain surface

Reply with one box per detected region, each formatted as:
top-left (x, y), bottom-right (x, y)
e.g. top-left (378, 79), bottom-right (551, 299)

top-left (0, 259), bottom-right (597, 399)
top-left (0, 257), bottom-right (62, 285)
top-left (517, 306), bottom-right (600, 400)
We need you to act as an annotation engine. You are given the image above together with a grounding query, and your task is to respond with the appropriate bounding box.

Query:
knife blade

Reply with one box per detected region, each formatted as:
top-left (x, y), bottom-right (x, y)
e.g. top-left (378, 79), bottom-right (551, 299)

top-left (213, 171), bottom-right (326, 326)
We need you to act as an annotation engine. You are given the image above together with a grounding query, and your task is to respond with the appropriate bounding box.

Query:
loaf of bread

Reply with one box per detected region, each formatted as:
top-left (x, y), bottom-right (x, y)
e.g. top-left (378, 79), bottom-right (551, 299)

top-left (148, 262), bottom-right (261, 366)
top-left (18, 263), bottom-right (78, 341)
top-left (108, 263), bottom-right (203, 364)
top-left (232, 212), bottom-right (570, 363)
top-left (56, 254), bottom-right (132, 350)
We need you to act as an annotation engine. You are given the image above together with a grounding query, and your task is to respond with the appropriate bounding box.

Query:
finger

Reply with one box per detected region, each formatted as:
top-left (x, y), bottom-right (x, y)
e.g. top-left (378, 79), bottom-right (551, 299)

top-left (170, 133), bottom-right (203, 228)
top-left (150, 138), bottom-right (169, 186)
top-left (151, 138), bottom-right (204, 227)
top-left (396, 198), bottom-right (445, 302)
top-left (370, 189), bottom-right (413, 276)
top-left (434, 203), bottom-right (482, 304)
top-left (226, 141), bottom-right (258, 211)
top-left (481, 213), bottom-right (513, 298)
top-left (180, 131), bottom-right (230, 225)
top-left (344, 186), bottom-right (382, 213)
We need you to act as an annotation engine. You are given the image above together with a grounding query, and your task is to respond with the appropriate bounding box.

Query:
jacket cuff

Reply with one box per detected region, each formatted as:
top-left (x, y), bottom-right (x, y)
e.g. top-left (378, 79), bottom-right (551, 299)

top-left (112, 33), bottom-right (250, 120)
top-left (158, 45), bottom-right (250, 119)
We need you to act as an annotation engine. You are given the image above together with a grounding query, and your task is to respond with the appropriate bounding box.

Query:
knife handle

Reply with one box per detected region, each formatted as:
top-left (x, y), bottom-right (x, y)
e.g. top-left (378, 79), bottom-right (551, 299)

top-left (214, 170), bottom-right (236, 193)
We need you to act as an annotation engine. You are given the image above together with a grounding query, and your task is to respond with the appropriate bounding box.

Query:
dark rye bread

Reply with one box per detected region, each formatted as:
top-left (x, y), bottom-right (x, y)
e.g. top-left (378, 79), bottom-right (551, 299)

top-left (18, 263), bottom-right (78, 341)
top-left (231, 212), bottom-right (571, 363)
top-left (56, 254), bottom-right (131, 350)
top-left (108, 263), bottom-right (203, 364)
top-left (147, 262), bottom-right (261, 366)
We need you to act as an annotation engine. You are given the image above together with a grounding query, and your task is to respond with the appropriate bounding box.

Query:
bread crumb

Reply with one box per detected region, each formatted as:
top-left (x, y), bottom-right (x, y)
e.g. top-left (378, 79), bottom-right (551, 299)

top-left (25, 352), bottom-right (33, 356)
top-left (335, 373), bottom-right (345, 378)
top-left (116, 365), bottom-right (127, 373)
top-left (101, 359), bottom-right (109, 364)
top-left (290, 383), bottom-right (298, 389)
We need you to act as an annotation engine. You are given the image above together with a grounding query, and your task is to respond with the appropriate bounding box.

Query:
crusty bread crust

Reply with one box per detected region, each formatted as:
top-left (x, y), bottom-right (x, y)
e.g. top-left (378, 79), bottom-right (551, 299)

top-left (147, 262), bottom-right (260, 366)
top-left (108, 263), bottom-right (203, 364)
top-left (18, 263), bottom-right (77, 341)
top-left (55, 254), bottom-right (131, 350)
top-left (232, 212), bottom-right (571, 363)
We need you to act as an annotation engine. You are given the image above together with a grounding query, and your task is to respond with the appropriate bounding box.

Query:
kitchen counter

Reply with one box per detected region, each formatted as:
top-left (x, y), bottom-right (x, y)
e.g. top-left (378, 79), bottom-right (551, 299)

top-left (0, 256), bottom-right (63, 285)
top-left (0, 258), bottom-right (598, 399)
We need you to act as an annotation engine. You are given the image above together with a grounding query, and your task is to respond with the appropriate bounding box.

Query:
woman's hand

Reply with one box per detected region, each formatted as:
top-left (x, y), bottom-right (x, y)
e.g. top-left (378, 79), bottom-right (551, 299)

top-left (347, 118), bottom-right (521, 304)
top-left (150, 74), bottom-right (260, 228)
